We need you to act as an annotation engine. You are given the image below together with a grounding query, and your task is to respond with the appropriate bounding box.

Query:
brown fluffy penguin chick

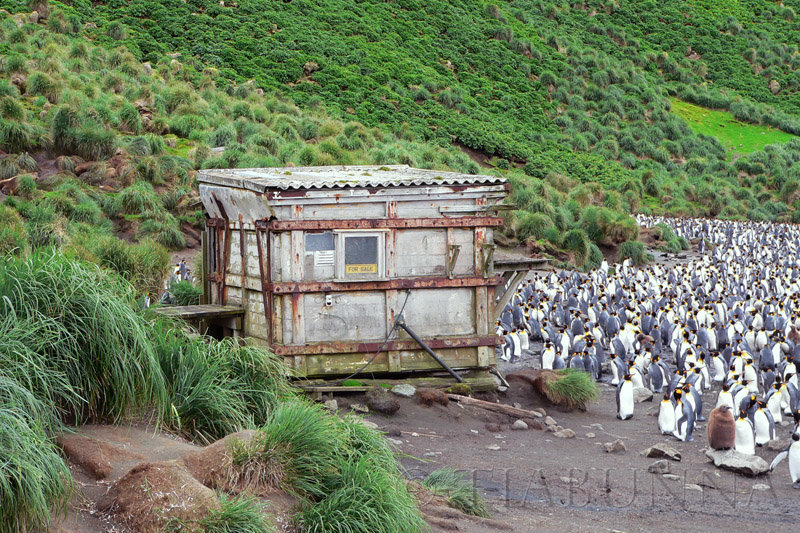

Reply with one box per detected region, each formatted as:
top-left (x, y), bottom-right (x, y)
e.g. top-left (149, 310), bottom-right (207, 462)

top-left (707, 405), bottom-right (736, 450)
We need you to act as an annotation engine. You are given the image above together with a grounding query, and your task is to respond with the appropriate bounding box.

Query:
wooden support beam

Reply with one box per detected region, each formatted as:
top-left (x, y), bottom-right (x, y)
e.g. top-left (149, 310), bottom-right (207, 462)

top-left (446, 393), bottom-right (543, 419)
top-left (494, 270), bottom-right (527, 320)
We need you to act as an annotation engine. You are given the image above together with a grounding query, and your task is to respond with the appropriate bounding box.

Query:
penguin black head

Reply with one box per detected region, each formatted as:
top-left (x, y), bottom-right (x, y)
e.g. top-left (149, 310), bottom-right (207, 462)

top-left (792, 433), bottom-right (800, 442)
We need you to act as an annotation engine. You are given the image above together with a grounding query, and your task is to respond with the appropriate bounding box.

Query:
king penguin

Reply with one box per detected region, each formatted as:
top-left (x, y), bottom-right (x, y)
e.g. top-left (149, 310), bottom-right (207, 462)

top-left (672, 388), bottom-right (696, 442)
top-left (769, 432), bottom-right (800, 489)
top-left (617, 373), bottom-right (634, 420)
top-left (658, 391), bottom-right (676, 435)
top-left (734, 409), bottom-right (756, 456)
top-left (707, 405), bottom-right (735, 450)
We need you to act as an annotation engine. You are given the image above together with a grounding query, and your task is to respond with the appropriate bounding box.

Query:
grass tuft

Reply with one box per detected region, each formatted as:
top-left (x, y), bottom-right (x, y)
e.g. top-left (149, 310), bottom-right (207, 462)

top-left (422, 468), bottom-right (489, 518)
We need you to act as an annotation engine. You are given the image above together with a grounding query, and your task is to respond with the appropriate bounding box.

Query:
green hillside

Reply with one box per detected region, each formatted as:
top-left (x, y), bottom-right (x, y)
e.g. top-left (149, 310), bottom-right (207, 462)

top-left (3, 0), bottom-right (800, 277)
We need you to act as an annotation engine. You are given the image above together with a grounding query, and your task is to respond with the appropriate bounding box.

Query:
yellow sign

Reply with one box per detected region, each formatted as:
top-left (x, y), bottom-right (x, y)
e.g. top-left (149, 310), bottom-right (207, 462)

top-left (346, 264), bottom-right (378, 274)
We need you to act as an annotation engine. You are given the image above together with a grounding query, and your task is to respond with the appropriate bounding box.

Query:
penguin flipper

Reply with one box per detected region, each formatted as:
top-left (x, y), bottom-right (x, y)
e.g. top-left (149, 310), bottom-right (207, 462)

top-left (769, 450), bottom-right (789, 471)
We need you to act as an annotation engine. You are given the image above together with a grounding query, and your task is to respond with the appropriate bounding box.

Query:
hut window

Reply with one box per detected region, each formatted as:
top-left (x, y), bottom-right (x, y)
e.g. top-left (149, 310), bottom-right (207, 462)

top-left (337, 232), bottom-right (385, 279)
top-left (305, 232), bottom-right (335, 280)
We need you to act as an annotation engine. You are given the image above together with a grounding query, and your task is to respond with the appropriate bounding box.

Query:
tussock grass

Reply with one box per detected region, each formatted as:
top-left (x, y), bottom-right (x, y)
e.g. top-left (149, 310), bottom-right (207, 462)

top-left (535, 369), bottom-right (599, 411)
top-left (423, 468), bottom-right (489, 518)
top-left (0, 251), bottom-right (167, 420)
top-left (199, 494), bottom-right (274, 533)
top-left (171, 279), bottom-right (201, 305)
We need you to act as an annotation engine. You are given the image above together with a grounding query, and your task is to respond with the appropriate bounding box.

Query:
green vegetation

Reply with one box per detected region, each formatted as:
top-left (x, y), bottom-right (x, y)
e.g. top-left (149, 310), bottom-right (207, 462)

top-left (422, 468), bottom-right (490, 518)
top-left (0, 252), bottom-right (424, 531)
top-left (671, 98), bottom-right (796, 157)
top-left (538, 369), bottom-right (600, 411)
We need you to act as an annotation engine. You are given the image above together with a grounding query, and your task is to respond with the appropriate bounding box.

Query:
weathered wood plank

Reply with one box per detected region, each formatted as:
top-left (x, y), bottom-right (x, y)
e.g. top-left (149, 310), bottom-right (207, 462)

top-left (153, 305), bottom-right (245, 319)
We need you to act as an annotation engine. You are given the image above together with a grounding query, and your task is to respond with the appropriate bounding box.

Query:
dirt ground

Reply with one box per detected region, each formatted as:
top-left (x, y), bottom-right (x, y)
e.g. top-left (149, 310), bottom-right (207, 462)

top-left (353, 369), bottom-right (800, 533)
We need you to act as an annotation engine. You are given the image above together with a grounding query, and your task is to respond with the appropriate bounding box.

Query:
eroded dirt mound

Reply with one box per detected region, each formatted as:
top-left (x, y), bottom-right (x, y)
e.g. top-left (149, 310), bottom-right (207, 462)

top-left (183, 429), bottom-right (260, 493)
top-left (57, 433), bottom-right (145, 480)
top-left (98, 461), bottom-right (220, 533)
top-left (409, 482), bottom-right (513, 533)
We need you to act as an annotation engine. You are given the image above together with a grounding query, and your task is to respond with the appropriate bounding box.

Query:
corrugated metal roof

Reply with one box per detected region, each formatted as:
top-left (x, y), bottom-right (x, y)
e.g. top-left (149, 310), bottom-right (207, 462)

top-left (197, 165), bottom-right (506, 191)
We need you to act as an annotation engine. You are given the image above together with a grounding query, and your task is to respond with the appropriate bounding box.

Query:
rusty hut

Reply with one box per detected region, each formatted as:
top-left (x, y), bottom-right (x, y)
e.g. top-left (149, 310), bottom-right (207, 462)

top-left (197, 165), bottom-right (513, 378)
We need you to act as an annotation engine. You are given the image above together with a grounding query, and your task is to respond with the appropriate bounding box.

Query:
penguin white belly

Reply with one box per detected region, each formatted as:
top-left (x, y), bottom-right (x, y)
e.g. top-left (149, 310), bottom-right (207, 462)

top-left (658, 401), bottom-right (675, 434)
top-left (631, 370), bottom-right (644, 389)
top-left (744, 367), bottom-right (759, 393)
top-left (519, 332), bottom-right (530, 351)
top-left (617, 382), bottom-right (634, 420)
top-left (716, 391), bottom-right (734, 411)
top-left (790, 443), bottom-right (800, 483)
top-left (734, 419), bottom-right (755, 456)
top-left (768, 394), bottom-right (782, 424)
top-left (711, 358), bottom-right (725, 382)
top-left (753, 410), bottom-right (773, 446)
top-left (511, 334), bottom-right (522, 358)
top-left (542, 349), bottom-right (555, 370)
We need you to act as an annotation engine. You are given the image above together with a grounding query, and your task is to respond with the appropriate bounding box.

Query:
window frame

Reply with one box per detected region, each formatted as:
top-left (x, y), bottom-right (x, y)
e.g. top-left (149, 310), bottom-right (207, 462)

top-left (334, 230), bottom-right (387, 281)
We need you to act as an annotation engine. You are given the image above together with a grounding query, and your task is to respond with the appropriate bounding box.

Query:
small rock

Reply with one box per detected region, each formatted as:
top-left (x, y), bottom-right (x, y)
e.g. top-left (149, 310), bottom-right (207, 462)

top-left (684, 484), bottom-right (703, 492)
top-left (766, 439), bottom-right (787, 451)
top-left (512, 420), bottom-right (528, 430)
top-left (544, 416), bottom-right (557, 427)
top-left (486, 444), bottom-right (501, 451)
top-left (28, 11), bottom-right (39, 24)
top-left (513, 402), bottom-right (522, 409)
top-left (323, 399), bottom-right (338, 411)
top-left (351, 403), bottom-right (369, 414)
top-left (559, 476), bottom-right (579, 484)
top-left (470, 429), bottom-right (479, 434)
top-left (485, 423), bottom-right (502, 433)
top-left (585, 432), bottom-right (595, 438)
top-left (641, 443), bottom-right (682, 461)
top-left (391, 384), bottom-right (416, 398)
top-left (752, 483), bottom-right (771, 492)
top-left (781, 420), bottom-right (791, 427)
top-left (662, 474), bottom-right (681, 481)
top-left (532, 408), bottom-right (546, 417)
top-left (553, 429), bottom-right (575, 439)
top-left (633, 387), bottom-right (654, 403)
top-left (648, 460), bottom-right (671, 474)
top-left (142, 62), bottom-right (152, 76)
top-left (423, 452), bottom-right (440, 457)
top-left (530, 420), bottom-right (545, 431)
top-left (354, 418), bottom-right (379, 430)
top-left (604, 439), bottom-right (626, 453)
top-left (387, 438), bottom-right (403, 446)
top-left (705, 448), bottom-right (770, 476)
top-left (769, 79), bottom-right (781, 94)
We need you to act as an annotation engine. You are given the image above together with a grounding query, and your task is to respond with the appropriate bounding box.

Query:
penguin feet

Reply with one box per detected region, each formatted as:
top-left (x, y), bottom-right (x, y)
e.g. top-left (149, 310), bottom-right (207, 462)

top-left (697, 416), bottom-right (707, 422)
top-left (794, 481), bottom-right (800, 490)
top-left (686, 436), bottom-right (694, 442)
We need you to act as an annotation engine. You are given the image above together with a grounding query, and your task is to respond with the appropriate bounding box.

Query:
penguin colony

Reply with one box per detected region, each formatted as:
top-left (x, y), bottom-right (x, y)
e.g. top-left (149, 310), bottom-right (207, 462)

top-left (496, 216), bottom-right (800, 488)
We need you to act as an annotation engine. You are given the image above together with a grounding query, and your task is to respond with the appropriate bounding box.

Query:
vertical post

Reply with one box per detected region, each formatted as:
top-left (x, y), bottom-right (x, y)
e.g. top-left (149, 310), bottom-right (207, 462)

top-left (200, 231), bottom-right (208, 305)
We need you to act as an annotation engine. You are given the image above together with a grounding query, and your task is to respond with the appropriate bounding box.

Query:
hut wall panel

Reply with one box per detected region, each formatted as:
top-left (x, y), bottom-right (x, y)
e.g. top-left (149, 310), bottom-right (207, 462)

top-left (395, 229), bottom-right (447, 277)
top-left (304, 291), bottom-right (387, 343)
top-left (402, 288), bottom-right (475, 337)
top-left (452, 228), bottom-right (475, 275)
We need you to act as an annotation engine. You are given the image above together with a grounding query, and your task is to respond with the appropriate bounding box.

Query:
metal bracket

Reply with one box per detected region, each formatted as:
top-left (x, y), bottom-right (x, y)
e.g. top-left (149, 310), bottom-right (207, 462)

top-left (447, 244), bottom-right (462, 280)
top-left (480, 243), bottom-right (495, 278)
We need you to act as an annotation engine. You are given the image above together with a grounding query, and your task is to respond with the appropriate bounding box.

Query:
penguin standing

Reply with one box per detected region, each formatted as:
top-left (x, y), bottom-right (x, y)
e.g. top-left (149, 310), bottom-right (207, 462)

top-left (672, 388), bottom-right (696, 442)
top-left (753, 400), bottom-right (776, 446)
top-left (734, 409), bottom-right (756, 456)
top-left (616, 374), bottom-right (634, 420)
top-left (707, 406), bottom-right (735, 450)
top-left (658, 391), bottom-right (676, 435)
top-left (769, 433), bottom-right (800, 489)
